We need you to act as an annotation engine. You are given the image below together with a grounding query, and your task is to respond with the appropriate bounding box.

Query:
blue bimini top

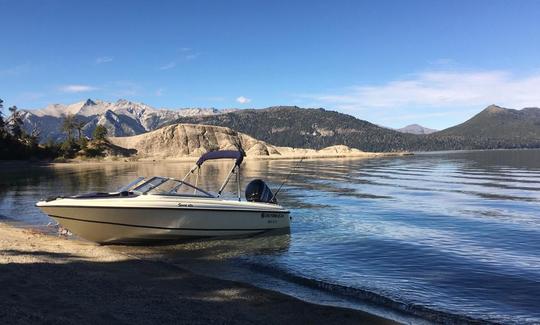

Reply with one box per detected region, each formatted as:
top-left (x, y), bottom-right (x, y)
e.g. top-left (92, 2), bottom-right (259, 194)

top-left (196, 150), bottom-right (244, 167)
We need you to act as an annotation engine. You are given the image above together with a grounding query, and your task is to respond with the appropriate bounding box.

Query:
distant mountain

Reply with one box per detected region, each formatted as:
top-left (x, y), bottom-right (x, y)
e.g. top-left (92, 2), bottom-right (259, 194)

top-left (171, 106), bottom-right (417, 152)
top-left (409, 105), bottom-right (540, 150)
top-left (20, 100), bottom-right (540, 152)
top-left (20, 99), bottom-right (232, 142)
top-left (397, 124), bottom-right (437, 135)
top-left (436, 105), bottom-right (540, 138)
top-left (171, 105), bottom-right (540, 152)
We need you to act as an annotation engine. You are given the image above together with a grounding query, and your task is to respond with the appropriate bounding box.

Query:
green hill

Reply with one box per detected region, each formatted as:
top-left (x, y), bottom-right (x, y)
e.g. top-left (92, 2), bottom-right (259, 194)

top-left (172, 106), bottom-right (417, 152)
top-left (171, 105), bottom-right (540, 152)
top-left (437, 105), bottom-right (540, 138)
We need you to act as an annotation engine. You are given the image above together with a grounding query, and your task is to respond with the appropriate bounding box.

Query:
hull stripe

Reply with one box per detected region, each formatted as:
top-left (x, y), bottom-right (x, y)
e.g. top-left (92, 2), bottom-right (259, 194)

top-left (50, 215), bottom-right (286, 232)
top-left (41, 205), bottom-right (289, 214)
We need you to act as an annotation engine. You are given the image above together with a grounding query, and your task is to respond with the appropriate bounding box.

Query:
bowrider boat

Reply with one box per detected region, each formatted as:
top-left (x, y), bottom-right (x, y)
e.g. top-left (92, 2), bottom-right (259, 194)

top-left (36, 150), bottom-right (290, 244)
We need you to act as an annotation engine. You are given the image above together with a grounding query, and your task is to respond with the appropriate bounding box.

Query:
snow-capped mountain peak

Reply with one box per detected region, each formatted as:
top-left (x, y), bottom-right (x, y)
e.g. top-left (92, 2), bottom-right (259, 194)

top-left (33, 100), bottom-right (88, 117)
top-left (20, 99), bottom-right (234, 142)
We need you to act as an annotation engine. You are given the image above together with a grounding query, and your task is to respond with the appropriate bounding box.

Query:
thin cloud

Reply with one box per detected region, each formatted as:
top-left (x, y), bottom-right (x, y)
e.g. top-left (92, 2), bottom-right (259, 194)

top-left (302, 70), bottom-right (540, 112)
top-left (160, 48), bottom-right (199, 69)
top-left (297, 69), bottom-right (540, 128)
top-left (159, 62), bottom-right (177, 70)
top-left (236, 96), bottom-right (251, 104)
top-left (156, 88), bottom-right (164, 97)
top-left (185, 53), bottom-right (199, 60)
top-left (95, 56), bottom-right (113, 64)
top-left (60, 84), bottom-right (97, 93)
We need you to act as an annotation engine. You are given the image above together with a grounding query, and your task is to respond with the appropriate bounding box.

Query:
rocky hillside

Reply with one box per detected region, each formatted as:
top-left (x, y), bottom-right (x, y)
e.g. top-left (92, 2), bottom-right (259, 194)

top-left (109, 123), bottom-right (371, 159)
top-left (397, 124), bottom-right (438, 135)
top-left (20, 99), bottom-right (233, 142)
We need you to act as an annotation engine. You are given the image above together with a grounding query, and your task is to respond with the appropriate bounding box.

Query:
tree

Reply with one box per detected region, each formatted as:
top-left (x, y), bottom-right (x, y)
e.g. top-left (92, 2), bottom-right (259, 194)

top-left (7, 105), bottom-right (23, 138)
top-left (93, 124), bottom-right (108, 141)
top-left (0, 98), bottom-right (5, 138)
top-left (59, 114), bottom-right (81, 158)
top-left (73, 118), bottom-right (89, 150)
top-left (61, 114), bottom-right (76, 140)
top-left (21, 126), bottom-right (41, 148)
top-left (0, 98), bottom-right (4, 129)
top-left (73, 119), bottom-right (87, 141)
top-left (0, 98), bottom-right (57, 160)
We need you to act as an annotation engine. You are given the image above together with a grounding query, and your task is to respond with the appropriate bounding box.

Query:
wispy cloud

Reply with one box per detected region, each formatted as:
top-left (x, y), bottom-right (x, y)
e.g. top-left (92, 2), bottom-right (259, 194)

top-left (59, 84), bottom-right (97, 93)
top-left (159, 61), bottom-right (177, 70)
top-left (298, 69), bottom-right (540, 127)
top-left (95, 56), bottom-right (113, 64)
top-left (160, 48), bottom-right (200, 69)
top-left (156, 88), bottom-right (164, 97)
top-left (179, 47), bottom-right (200, 59)
top-left (236, 96), bottom-right (251, 104)
top-left (302, 70), bottom-right (540, 112)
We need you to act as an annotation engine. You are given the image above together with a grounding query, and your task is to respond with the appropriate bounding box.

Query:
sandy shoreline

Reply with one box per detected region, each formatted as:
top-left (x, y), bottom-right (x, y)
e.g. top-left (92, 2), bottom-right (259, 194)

top-left (0, 223), bottom-right (397, 324)
top-left (52, 151), bottom-right (410, 165)
top-left (0, 151), bottom-right (411, 167)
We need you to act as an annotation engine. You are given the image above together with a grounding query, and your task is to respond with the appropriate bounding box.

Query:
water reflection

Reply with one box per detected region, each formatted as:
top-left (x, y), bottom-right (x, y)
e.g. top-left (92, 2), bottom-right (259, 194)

top-left (114, 229), bottom-right (291, 262)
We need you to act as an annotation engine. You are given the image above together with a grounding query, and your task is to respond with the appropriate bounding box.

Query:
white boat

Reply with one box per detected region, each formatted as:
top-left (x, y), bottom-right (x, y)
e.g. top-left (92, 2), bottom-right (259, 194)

top-left (36, 151), bottom-right (290, 244)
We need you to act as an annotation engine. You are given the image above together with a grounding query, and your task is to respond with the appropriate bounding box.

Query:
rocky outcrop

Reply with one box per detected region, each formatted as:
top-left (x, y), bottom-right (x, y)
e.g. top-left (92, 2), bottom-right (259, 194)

top-left (109, 124), bottom-right (276, 159)
top-left (109, 123), bottom-right (371, 160)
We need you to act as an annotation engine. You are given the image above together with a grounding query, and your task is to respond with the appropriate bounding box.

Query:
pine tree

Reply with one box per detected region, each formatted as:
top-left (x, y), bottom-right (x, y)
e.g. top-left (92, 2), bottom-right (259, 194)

top-left (92, 124), bottom-right (108, 141)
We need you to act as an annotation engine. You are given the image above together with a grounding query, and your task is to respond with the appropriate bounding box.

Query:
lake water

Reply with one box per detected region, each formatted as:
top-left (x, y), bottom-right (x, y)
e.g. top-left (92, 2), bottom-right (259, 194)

top-left (1, 150), bottom-right (539, 324)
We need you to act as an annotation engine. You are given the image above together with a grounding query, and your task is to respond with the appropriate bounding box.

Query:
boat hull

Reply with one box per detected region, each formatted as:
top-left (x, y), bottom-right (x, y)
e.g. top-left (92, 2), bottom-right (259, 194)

top-left (38, 200), bottom-right (290, 244)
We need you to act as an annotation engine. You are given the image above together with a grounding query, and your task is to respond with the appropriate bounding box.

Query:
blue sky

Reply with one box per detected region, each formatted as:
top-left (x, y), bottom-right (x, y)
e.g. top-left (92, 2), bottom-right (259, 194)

top-left (1, 0), bottom-right (540, 129)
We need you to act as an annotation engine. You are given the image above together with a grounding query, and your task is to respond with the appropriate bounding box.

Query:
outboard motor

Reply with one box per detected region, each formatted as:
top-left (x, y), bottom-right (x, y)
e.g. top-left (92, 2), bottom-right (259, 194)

top-left (245, 179), bottom-right (277, 204)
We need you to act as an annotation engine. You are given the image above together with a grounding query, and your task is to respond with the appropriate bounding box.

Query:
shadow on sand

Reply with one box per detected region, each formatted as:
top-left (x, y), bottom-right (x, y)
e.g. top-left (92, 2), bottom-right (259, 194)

top-left (0, 248), bottom-right (396, 325)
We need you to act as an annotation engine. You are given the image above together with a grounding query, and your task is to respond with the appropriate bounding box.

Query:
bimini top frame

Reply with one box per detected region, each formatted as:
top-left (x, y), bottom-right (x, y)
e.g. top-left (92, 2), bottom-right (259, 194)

top-left (196, 150), bottom-right (244, 167)
top-left (182, 150), bottom-right (245, 201)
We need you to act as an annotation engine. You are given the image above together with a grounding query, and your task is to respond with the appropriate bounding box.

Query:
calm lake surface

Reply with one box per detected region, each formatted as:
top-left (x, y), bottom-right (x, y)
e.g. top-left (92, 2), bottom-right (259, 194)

top-left (1, 150), bottom-right (539, 324)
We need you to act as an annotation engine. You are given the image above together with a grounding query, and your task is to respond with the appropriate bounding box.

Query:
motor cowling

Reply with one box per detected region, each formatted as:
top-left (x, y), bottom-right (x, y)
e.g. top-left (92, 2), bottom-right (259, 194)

top-left (245, 179), bottom-right (277, 204)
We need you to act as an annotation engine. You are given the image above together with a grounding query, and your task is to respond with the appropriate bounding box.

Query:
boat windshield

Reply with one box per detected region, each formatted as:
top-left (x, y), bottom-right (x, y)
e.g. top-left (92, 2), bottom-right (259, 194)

top-left (130, 177), bottom-right (214, 198)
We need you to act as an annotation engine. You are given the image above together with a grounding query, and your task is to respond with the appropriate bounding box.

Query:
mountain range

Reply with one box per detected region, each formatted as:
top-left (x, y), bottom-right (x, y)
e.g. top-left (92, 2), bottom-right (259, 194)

top-left (171, 106), bottom-right (415, 151)
top-left (19, 100), bottom-right (540, 152)
top-left (171, 105), bottom-right (540, 151)
top-left (20, 99), bottom-right (233, 142)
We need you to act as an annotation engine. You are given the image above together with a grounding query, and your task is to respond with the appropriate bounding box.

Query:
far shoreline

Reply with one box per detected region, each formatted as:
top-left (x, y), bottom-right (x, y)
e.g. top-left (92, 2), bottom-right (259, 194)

top-left (0, 151), bottom-right (412, 166)
top-left (3, 147), bottom-right (540, 166)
